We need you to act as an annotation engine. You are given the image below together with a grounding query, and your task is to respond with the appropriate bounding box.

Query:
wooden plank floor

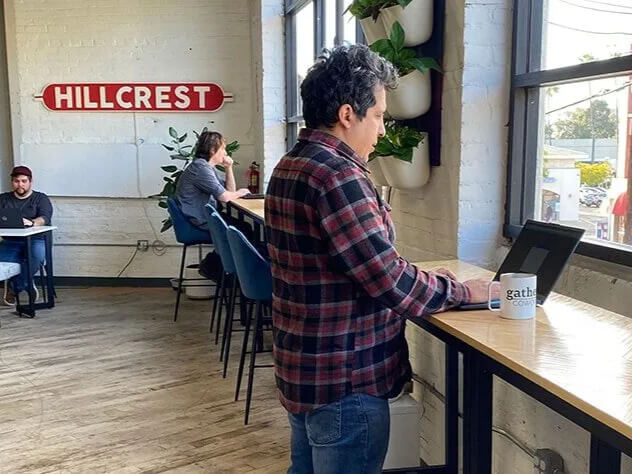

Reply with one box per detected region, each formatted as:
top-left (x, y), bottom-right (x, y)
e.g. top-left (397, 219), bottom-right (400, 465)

top-left (0, 287), bottom-right (290, 473)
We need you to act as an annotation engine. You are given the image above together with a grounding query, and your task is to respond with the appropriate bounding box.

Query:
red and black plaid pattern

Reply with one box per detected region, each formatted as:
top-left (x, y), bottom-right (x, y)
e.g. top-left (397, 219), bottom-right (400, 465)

top-left (265, 128), bottom-right (470, 413)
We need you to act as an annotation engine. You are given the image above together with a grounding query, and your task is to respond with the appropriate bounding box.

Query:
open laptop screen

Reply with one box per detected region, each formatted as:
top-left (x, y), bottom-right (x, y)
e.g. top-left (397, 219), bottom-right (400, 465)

top-left (494, 220), bottom-right (585, 304)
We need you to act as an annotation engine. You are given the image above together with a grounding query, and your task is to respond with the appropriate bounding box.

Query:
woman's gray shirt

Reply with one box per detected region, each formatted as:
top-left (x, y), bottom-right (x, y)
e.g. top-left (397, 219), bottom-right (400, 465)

top-left (175, 158), bottom-right (226, 228)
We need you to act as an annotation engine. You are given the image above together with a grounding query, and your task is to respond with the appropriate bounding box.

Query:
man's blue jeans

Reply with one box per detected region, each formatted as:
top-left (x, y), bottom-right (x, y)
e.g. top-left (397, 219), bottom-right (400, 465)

top-left (0, 239), bottom-right (45, 293)
top-left (287, 393), bottom-right (390, 474)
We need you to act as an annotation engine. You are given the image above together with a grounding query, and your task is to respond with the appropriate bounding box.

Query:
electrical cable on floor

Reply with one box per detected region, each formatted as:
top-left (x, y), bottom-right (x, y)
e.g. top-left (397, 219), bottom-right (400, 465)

top-left (116, 248), bottom-right (139, 278)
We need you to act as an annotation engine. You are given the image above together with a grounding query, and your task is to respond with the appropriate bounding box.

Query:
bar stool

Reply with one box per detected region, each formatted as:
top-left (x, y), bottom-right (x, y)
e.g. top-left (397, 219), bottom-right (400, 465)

top-left (166, 198), bottom-right (213, 322)
top-left (205, 205), bottom-right (241, 378)
top-left (226, 225), bottom-right (273, 425)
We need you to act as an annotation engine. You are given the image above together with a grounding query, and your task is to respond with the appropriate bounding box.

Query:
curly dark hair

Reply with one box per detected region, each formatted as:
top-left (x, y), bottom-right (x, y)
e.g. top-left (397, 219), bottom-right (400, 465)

top-left (195, 131), bottom-right (225, 161)
top-left (300, 44), bottom-right (398, 130)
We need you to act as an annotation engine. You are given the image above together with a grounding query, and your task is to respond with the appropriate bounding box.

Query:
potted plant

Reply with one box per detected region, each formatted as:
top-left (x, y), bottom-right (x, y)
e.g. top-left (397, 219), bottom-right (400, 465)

top-left (371, 121), bottom-right (429, 189)
top-left (345, 0), bottom-right (388, 45)
top-left (370, 21), bottom-right (440, 119)
top-left (152, 126), bottom-right (239, 232)
top-left (381, 0), bottom-right (433, 47)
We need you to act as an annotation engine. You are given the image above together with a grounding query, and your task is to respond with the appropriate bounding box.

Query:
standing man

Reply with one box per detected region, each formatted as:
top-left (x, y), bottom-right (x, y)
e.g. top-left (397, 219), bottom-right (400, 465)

top-left (0, 166), bottom-right (53, 304)
top-left (265, 45), bottom-right (495, 473)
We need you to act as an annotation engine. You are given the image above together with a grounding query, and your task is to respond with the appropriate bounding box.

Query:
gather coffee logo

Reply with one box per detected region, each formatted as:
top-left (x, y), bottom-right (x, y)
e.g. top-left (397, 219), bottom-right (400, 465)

top-left (505, 287), bottom-right (536, 306)
top-left (34, 83), bottom-right (233, 112)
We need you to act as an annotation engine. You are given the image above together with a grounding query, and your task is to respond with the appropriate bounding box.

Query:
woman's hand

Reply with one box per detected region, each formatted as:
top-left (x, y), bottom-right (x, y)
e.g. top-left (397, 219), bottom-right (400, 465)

top-left (222, 156), bottom-right (234, 167)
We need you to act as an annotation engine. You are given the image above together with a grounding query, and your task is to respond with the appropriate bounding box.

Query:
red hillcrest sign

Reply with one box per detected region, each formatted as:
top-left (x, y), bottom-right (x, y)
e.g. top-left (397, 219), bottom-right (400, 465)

top-left (34, 83), bottom-right (233, 112)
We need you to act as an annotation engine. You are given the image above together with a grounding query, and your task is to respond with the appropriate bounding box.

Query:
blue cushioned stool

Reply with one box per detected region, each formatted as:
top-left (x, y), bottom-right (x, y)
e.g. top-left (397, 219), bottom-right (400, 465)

top-left (226, 225), bottom-right (273, 425)
top-left (205, 205), bottom-right (244, 378)
top-left (167, 198), bottom-right (213, 322)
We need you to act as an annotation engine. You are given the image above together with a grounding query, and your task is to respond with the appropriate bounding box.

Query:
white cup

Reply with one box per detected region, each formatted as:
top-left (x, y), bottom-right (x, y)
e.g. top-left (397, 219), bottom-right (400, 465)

top-left (488, 273), bottom-right (537, 320)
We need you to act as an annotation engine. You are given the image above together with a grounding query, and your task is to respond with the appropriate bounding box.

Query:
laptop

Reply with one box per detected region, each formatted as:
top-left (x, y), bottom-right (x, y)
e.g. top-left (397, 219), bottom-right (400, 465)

top-left (0, 208), bottom-right (25, 229)
top-left (458, 220), bottom-right (585, 310)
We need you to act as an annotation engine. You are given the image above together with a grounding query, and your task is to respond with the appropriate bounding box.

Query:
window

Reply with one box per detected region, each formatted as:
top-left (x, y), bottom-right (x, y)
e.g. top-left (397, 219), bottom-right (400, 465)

top-left (285, 0), bottom-right (362, 147)
top-left (507, 0), bottom-right (632, 266)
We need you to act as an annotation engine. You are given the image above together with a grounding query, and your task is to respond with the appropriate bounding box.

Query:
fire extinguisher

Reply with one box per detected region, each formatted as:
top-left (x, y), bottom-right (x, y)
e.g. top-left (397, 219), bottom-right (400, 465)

top-left (247, 161), bottom-right (260, 194)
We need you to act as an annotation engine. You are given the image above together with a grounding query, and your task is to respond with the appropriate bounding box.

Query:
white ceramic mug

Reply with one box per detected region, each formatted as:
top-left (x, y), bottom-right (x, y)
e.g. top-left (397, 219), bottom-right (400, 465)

top-left (488, 273), bottom-right (537, 320)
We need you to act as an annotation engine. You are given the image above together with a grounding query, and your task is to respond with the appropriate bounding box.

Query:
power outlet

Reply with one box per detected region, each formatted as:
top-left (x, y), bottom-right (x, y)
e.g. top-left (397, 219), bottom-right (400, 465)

top-left (533, 448), bottom-right (565, 474)
top-left (136, 240), bottom-right (149, 251)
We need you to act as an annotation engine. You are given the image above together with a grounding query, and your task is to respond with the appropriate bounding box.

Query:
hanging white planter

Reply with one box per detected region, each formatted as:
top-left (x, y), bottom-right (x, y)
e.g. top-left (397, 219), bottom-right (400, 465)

top-left (368, 158), bottom-right (389, 187)
top-left (381, 0), bottom-right (434, 47)
top-left (359, 16), bottom-right (387, 45)
top-left (386, 69), bottom-right (431, 120)
top-left (380, 136), bottom-right (430, 190)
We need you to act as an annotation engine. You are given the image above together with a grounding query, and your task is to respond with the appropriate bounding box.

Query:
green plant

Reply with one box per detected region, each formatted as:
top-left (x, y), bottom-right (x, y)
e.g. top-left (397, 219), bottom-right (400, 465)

top-left (370, 121), bottom-right (424, 163)
top-left (152, 126), bottom-right (240, 232)
top-left (345, 0), bottom-right (413, 19)
top-left (370, 22), bottom-right (440, 76)
top-left (576, 161), bottom-right (612, 187)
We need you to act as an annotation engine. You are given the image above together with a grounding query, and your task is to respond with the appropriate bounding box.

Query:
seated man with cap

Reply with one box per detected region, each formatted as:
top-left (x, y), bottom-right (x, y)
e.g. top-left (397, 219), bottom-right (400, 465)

top-left (0, 166), bottom-right (53, 305)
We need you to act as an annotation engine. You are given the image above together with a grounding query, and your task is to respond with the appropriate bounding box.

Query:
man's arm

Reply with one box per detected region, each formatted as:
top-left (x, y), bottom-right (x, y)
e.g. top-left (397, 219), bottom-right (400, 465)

top-left (317, 169), bottom-right (470, 317)
top-left (28, 194), bottom-right (53, 227)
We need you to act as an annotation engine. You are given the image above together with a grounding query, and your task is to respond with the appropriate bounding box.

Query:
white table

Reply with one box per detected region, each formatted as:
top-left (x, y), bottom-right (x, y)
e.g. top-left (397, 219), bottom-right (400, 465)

top-left (0, 226), bottom-right (57, 317)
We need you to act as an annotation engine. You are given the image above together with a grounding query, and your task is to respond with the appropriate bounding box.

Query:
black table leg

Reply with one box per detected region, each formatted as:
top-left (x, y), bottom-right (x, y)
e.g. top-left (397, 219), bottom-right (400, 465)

top-left (44, 230), bottom-right (55, 308)
top-left (463, 349), bottom-right (492, 474)
top-left (445, 345), bottom-right (459, 474)
top-left (590, 436), bottom-right (621, 474)
top-left (20, 235), bottom-right (35, 318)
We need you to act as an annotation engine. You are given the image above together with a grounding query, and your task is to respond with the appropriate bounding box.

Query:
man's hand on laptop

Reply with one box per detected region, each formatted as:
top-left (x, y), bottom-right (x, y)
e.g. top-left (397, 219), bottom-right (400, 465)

top-left (433, 267), bottom-right (458, 281)
top-left (463, 279), bottom-right (500, 304)
top-left (22, 218), bottom-right (33, 227)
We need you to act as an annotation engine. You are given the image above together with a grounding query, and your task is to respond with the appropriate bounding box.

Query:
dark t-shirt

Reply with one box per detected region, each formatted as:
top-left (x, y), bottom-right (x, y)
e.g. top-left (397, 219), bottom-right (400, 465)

top-left (0, 191), bottom-right (53, 239)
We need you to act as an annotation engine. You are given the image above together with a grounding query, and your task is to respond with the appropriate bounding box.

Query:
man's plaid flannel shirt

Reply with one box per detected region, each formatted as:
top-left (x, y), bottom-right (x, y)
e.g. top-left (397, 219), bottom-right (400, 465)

top-left (265, 128), bottom-right (470, 413)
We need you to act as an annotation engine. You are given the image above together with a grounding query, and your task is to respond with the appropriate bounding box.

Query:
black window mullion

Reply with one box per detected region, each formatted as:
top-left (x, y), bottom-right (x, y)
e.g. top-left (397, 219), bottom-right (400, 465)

top-left (335, 0), bottom-right (344, 46)
top-left (315, 0), bottom-right (324, 57)
top-left (286, 13), bottom-right (297, 119)
top-left (514, 55), bottom-right (632, 88)
top-left (526, 0), bottom-right (543, 73)
top-left (505, 0), bottom-right (532, 229)
top-left (521, 87), bottom-right (540, 222)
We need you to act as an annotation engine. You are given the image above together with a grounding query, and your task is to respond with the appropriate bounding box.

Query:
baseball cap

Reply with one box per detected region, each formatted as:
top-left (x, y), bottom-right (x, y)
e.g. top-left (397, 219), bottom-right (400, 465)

top-left (10, 166), bottom-right (32, 178)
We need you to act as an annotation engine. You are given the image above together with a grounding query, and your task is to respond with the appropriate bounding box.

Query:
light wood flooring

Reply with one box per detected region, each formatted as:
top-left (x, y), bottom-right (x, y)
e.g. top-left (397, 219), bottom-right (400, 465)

top-left (0, 287), bottom-right (289, 473)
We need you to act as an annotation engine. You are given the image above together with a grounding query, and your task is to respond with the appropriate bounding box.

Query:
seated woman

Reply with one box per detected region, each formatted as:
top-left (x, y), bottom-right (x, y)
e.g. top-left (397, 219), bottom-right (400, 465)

top-left (175, 131), bottom-right (261, 279)
top-left (175, 130), bottom-right (250, 229)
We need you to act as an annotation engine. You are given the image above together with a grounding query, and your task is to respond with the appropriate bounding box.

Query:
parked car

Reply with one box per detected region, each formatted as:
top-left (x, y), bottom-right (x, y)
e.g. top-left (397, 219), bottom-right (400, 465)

top-left (580, 193), bottom-right (603, 208)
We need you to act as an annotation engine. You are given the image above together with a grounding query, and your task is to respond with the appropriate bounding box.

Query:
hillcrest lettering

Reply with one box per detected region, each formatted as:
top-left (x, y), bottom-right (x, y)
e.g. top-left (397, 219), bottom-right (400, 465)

top-left (34, 83), bottom-right (233, 112)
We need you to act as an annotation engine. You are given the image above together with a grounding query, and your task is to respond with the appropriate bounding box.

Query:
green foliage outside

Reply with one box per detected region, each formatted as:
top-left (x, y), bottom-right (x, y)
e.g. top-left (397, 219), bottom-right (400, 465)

top-left (576, 161), bottom-right (612, 187)
top-left (549, 99), bottom-right (618, 140)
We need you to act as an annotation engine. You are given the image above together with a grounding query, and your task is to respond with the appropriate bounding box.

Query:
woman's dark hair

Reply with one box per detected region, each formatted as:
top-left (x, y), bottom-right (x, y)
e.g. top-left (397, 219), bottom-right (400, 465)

top-left (195, 131), bottom-right (225, 161)
top-left (300, 44), bottom-right (398, 129)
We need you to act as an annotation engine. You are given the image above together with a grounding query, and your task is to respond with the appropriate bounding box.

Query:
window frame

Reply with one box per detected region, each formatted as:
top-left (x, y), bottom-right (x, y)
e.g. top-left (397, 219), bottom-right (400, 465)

top-left (284, 0), bottom-right (363, 148)
top-left (506, 0), bottom-right (632, 267)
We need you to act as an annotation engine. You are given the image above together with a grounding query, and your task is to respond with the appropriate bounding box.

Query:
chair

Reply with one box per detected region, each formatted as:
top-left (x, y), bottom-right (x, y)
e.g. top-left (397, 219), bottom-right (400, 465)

top-left (0, 262), bottom-right (21, 324)
top-left (167, 198), bottom-right (213, 322)
top-left (226, 225), bottom-right (273, 424)
top-left (205, 205), bottom-right (242, 378)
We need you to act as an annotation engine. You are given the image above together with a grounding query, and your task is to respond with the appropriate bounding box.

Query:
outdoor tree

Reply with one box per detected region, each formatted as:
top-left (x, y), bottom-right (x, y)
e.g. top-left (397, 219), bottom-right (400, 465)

top-left (552, 99), bottom-right (618, 139)
top-left (576, 161), bottom-right (612, 187)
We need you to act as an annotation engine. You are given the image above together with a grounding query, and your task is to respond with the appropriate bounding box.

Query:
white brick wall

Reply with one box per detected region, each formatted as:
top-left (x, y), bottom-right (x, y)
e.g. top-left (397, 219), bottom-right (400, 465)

top-left (255, 0), bottom-right (286, 187)
top-left (3, 0), bottom-right (285, 277)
